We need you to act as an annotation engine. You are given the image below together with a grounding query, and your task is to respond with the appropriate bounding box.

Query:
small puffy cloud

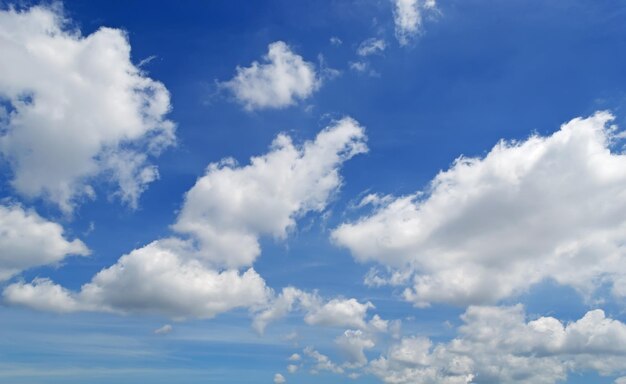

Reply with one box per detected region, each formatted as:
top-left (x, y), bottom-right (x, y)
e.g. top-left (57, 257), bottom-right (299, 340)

top-left (253, 287), bottom-right (304, 333)
top-left (387, 336), bottom-right (433, 366)
top-left (304, 347), bottom-right (344, 374)
top-left (349, 61), bottom-right (379, 78)
top-left (0, 6), bottom-right (175, 212)
top-left (368, 304), bottom-right (626, 384)
top-left (273, 373), bottom-right (286, 384)
top-left (335, 329), bottom-right (375, 367)
top-left (350, 61), bottom-right (368, 72)
top-left (221, 41), bottom-right (320, 110)
top-left (0, 205), bottom-right (89, 281)
top-left (154, 324), bottom-right (173, 335)
top-left (392, 0), bottom-right (438, 46)
top-left (287, 364), bottom-right (298, 373)
top-left (288, 353), bottom-right (301, 361)
top-left (304, 298), bottom-right (374, 329)
top-left (333, 112), bottom-right (626, 307)
top-left (330, 36), bottom-right (343, 46)
top-left (253, 287), bottom-right (376, 333)
top-left (174, 117), bottom-right (367, 269)
top-left (357, 38), bottom-right (386, 56)
top-left (368, 314), bottom-right (389, 333)
top-left (4, 239), bottom-right (271, 319)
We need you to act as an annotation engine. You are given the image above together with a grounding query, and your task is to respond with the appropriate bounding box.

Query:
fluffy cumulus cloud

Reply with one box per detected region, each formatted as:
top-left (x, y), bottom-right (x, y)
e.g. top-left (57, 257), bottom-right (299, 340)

top-left (392, 0), bottom-right (437, 46)
top-left (4, 239), bottom-right (271, 318)
top-left (0, 6), bottom-right (175, 212)
top-left (4, 119), bottom-right (368, 321)
top-left (369, 305), bottom-right (626, 384)
top-left (335, 329), bottom-right (375, 367)
top-left (0, 204), bottom-right (89, 281)
top-left (174, 117), bottom-right (367, 268)
top-left (252, 286), bottom-right (376, 334)
top-left (273, 373), bottom-right (286, 384)
top-left (221, 41), bottom-right (320, 110)
top-left (333, 112), bottom-right (626, 307)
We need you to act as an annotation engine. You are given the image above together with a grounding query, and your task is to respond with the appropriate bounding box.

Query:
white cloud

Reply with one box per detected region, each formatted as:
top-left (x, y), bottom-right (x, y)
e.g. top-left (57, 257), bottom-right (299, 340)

top-left (0, 205), bottom-right (89, 281)
top-left (368, 314), bottom-right (389, 333)
top-left (287, 364), bottom-right (298, 373)
top-left (392, 0), bottom-right (438, 46)
top-left (333, 112), bottom-right (626, 307)
top-left (0, 6), bottom-right (175, 212)
top-left (335, 329), bottom-right (375, 367)
top-left (221, 41), bottom-right (320, 110)
top-left (350, 61), bottom-right (368, 72)
top-left (2, 277), bottom-right (83, 313)
top-left (4, 239), bottom-right (271, 319)
top-left (357, 38), bottom-right (386, 56)
top-left (330, 36), bottom-right (343, 46)
top-left (369, 304), bottom-right (626, 384)
top-left (288, 353), bottom-right (301, 361)
top-left (253, 287), bottom-right (376, 333)
top-left (4, 120), bottom-right (367, 321)
top-left (349, 61), bottom-right (379, 77)
top-left (173, 117), bottom-right (367, 269)
top-left (304, 298), bottom-right (374, 329)
top-left (154, 324), bottom-right (173, 335)
top-left (273, 373), bottom-right (286, 384)
top-left (304, 347), bottom-right (344, 374)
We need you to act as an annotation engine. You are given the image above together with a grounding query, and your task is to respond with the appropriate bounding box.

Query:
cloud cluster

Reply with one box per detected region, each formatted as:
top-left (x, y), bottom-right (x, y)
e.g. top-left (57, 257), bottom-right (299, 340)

top-left (221, 41), bottom-right (320, 110)
top-left (0, 204), bottom-right (89, 281)
top-left (174, 117), bottom-right (367, 268)
top-left (369, 304), bottom-right (626, 383)
top-left (0, 6), bottom-right (175, 212)
top-left (4, 118), bottom-right (368, 321)
top-left (333, 112), bottom-right (626, 307)
top-left (392, 0), bottom-right (437, 46)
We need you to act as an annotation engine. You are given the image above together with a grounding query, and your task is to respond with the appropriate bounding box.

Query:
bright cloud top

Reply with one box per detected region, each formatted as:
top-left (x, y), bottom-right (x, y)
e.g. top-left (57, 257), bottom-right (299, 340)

top-left (221, 41), bottom-right (320, 110)
top-left (174, 117), bottom-right (367, 268)
top-left (392, 0), bottom-right (437, 46)
top-left (333, 112), bottom-right (626, 307)
top-left (0, 6), bottom-right (175, 212)
top-left (0, 204), bottom-right (89, 281)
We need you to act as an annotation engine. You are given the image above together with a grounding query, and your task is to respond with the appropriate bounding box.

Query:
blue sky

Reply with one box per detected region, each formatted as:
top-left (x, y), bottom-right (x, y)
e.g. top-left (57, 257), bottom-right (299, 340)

top-left (2, 1), bottom-right (626, 383)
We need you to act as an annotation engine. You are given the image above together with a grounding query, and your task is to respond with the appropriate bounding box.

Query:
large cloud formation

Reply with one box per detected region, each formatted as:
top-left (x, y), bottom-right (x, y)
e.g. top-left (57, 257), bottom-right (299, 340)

top-left (4, 118), bottom-right (368, 320)
top-left (369, 304), bottom-right (626, 384)
top-left (221, 41), bottom-right (320, 110)
top-left (333, 112), bottom-right (626, 307)
top-left (0, 5), bottom-right (175, 212)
